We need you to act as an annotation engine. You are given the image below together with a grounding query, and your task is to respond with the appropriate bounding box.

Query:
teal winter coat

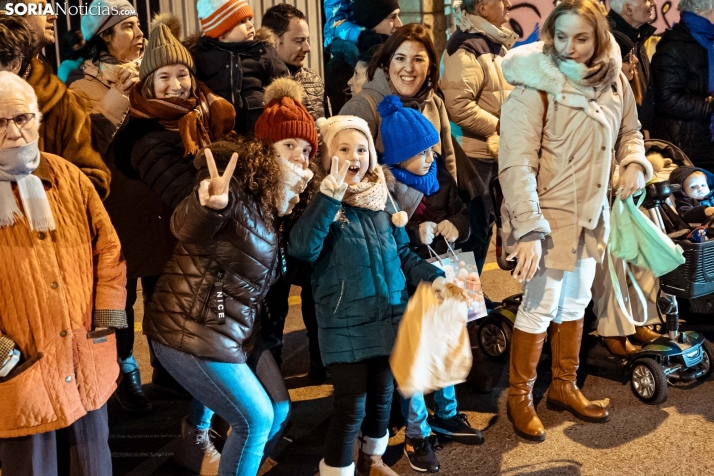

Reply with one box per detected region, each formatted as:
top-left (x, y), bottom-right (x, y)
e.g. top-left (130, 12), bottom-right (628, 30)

top-left (288, 192), bottom-right (443, 365)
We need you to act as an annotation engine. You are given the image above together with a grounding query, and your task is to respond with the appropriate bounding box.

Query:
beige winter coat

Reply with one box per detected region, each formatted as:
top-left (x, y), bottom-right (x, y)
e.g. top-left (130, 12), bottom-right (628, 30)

top-left (441, 13), bottom-right (517, 160)
top-left (498, 40), bottom-right (653, 271)
top-left (66, 59), bottom-right (132, 155)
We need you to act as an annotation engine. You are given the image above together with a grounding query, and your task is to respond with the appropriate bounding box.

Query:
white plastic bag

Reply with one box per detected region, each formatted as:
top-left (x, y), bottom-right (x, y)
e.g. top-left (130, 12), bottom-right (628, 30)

top-left (390, 281), bottom-right (472, 397)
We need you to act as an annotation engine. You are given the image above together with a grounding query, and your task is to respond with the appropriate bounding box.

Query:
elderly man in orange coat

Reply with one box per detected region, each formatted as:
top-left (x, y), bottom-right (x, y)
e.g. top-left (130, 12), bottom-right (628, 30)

top-left (0, 71), bottom-right (127, 476)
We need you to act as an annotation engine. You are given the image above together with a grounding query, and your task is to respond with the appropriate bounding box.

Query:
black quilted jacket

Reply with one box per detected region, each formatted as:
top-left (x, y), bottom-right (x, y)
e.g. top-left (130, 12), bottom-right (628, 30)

top-left (115, 117), bottom-right (197, 211)
top-left (143, 147), bottom-right (280, 363)
top-left (651, 22), bottom-right (714, 170)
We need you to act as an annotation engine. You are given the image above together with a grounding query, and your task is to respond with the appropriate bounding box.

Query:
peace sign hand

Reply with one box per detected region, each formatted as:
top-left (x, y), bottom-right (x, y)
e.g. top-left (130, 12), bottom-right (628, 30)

top-left (319, 156), bottom-right (350, 201)
top-left (198, 148), bottom-right (238, 210)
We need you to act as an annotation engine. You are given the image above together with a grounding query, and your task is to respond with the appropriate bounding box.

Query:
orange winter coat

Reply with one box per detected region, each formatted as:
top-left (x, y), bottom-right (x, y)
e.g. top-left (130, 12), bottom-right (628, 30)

top-left (0, 153), bottom-right (127, 438)
top-left (26, 57), bottom-right (112, 199)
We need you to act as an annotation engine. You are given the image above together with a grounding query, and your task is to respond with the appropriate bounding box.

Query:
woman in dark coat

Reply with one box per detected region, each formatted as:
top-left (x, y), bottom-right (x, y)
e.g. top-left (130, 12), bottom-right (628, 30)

top-left (651, 0), bottom-right (714, 171)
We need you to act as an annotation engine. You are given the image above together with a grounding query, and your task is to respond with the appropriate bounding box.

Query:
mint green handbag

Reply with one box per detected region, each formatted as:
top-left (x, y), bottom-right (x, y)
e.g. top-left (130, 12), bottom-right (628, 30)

top-left (609, 193), bottom-right (685, 277)
top-left (606, 193), bottom-right (685, 325)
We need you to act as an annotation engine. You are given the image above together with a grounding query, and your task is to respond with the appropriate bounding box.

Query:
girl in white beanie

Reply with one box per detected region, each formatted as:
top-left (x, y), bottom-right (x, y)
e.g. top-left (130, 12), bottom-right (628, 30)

top-left (289, 116), bottom-right (443, 476)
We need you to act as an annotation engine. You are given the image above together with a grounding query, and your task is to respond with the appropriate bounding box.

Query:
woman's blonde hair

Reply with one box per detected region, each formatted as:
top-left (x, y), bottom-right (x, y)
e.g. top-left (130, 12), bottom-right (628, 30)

top-left (541, 0), bottom-right (611, 64)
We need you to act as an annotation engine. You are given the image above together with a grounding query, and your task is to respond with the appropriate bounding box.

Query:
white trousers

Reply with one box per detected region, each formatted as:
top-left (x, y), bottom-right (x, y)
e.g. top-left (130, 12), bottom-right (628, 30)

top-left (515, 242), bottom-right (597, 335)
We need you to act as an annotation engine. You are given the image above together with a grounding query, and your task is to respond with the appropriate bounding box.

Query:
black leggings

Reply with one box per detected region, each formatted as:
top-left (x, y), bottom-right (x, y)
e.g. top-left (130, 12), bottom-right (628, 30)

top-left (324, 356), bottom-right (394, 467)
top-left (117, 275), bottom-right (159, 360)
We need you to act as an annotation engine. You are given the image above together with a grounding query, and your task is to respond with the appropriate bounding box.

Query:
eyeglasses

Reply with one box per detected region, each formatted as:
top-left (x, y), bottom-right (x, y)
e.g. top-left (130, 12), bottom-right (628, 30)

top-left (0, 113), bottom-right (36, 135)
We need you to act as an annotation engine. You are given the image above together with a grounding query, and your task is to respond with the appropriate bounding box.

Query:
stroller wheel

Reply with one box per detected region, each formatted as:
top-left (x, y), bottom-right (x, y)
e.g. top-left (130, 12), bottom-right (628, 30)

top-left (701, 339), bottom-right (714, 379)
top-left (630, 358), bottom-right (667, 405)
top-left (477, 317), bottom-right (511, 362)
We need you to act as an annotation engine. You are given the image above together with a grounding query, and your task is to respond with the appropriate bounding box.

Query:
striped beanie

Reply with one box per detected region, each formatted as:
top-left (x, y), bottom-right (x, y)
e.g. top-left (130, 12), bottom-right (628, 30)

top-left (196, 0), bottom-right (254, 39)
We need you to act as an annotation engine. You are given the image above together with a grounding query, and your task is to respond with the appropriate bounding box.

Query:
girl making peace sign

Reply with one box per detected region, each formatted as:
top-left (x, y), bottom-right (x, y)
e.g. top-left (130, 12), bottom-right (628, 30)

top-left (289, 115), bottom-right (443, 476)
top-left (143, 78), bottom-right (318, 476)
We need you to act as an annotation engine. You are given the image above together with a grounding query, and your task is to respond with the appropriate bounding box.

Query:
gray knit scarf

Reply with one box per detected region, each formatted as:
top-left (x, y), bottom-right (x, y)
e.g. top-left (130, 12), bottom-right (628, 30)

top-left (0, 140), bottom-right (56, 231)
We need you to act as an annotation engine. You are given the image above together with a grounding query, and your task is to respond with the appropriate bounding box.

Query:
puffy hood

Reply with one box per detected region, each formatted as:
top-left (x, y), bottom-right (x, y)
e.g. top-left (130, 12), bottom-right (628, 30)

top-left (669, 166), bottom-right (714, 190)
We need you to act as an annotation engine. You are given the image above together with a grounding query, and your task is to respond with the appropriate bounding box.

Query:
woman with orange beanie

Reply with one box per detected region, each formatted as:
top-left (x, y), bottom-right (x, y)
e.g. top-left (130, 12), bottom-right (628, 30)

top-left (143, 77), bottom-right (318, 476)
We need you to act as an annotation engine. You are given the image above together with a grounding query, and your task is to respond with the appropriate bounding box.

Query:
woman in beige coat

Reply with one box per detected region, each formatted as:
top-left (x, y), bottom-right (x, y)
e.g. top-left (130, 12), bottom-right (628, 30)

top-left (498, 0), bottom-right (653, 443)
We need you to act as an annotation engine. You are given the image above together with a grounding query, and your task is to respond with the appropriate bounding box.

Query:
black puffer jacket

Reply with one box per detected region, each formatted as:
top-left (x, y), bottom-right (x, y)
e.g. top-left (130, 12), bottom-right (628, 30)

top-left (144, 144), bottom-right (281, 363)
top-left (388, 159), bottom-right (471, 259)
top-left (651, 22), bottom-right (714, 170)
top-left (115, 117), bottom-right (197, 211)
top-left (189, 29), bottom-right (289, 135)
top-left (103, 127), bottom-right (175, 279)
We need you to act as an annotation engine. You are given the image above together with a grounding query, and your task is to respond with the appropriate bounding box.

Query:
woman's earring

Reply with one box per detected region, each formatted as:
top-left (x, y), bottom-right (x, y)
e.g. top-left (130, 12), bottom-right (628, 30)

top-left (427, 78), bottom-right (433, 88)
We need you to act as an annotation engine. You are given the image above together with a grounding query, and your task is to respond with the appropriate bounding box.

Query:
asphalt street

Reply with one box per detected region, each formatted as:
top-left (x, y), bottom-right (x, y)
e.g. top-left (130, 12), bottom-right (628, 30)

top-left (84, 252), bottom-right (714, 475)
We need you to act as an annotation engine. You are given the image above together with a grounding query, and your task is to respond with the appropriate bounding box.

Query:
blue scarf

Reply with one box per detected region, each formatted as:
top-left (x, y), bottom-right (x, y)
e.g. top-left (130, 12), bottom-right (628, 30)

top-left (390, 161), bottom-right (440, 196)
top-left (681, 11), bottom-right (714, 139)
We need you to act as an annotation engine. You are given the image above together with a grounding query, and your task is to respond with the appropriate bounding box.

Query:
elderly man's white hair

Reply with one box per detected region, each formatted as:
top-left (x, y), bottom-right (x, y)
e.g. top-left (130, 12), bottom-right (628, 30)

top-left (0, 71), bottom-right (40, 115)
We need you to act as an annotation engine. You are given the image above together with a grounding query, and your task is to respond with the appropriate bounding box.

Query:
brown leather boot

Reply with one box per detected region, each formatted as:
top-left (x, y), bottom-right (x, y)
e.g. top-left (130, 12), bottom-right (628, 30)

top-left (631, 326), bottom-right (661, 345)
top-left (507, 328), bottom-right (547, 442)
top-left (547, 320), bottom-right (610, 423)
top-left (601, 336), bottom-right (637, 357)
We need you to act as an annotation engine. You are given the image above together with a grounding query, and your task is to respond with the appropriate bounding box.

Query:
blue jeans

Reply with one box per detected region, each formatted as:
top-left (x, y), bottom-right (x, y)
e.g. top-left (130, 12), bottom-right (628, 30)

top-left (401, 386), bottom-right (458, 439)
top-left (153, 342), bottom-right (290, 476)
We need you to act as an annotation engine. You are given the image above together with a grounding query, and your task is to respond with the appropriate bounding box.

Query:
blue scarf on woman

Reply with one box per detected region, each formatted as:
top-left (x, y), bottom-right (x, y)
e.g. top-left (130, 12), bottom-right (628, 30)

top-left (681, 11), bottom-right (714, 139)
top-left (390, 161), bottom-right (440, 196)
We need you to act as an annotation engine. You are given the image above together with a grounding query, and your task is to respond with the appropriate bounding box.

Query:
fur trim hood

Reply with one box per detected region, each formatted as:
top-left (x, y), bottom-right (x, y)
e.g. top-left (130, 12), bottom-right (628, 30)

top-left (502, 36), bottom-right (622, 98)
top-left (502, 37), bottom-right (623, 126)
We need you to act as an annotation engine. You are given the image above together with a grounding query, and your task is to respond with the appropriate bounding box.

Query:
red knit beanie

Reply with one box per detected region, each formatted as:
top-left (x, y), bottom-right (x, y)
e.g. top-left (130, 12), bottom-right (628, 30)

top-left (254, 78), bottom-right (318, 159)
top-left (197, 0), bottom-right (254, 39)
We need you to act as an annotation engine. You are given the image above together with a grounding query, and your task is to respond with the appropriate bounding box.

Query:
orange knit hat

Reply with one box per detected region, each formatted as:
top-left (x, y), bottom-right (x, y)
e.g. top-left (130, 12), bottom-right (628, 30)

top-left (254, 78), bottom-right (318, 159)
top-left (197, 0), bottom-right (253, 39)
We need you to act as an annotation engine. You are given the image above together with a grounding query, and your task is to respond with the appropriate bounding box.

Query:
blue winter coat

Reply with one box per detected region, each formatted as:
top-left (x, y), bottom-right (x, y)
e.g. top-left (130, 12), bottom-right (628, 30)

top-left (288, 192), bottom-right (443, 365)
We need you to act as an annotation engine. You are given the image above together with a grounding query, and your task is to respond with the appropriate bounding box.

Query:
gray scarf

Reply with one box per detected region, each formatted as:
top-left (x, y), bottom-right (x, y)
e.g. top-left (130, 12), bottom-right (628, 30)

top-left (0, 140), bottom-right (56, 231)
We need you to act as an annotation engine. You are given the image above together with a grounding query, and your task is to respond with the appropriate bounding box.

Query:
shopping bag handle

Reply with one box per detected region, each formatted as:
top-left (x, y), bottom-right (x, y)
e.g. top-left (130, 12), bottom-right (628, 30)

top-left (443, 238), bottom-right (459, 262)
top-left (426, 244), bottom-right (445, 265)
top-left (606, 249), bottom-right (648, 326)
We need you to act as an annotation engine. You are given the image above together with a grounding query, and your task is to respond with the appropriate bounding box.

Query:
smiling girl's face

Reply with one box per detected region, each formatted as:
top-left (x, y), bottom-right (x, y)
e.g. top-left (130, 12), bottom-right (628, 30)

top-left (554, 12), bottom-right (596, 64)
top-left (153, 64), bottom-right (192, 99)
top-left (325, 129), bottom-right (370, 185)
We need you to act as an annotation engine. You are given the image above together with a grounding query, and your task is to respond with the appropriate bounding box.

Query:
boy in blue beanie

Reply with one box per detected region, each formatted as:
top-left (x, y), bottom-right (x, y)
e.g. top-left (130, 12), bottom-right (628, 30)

top-left (378, 95), bottom-right (479, 474)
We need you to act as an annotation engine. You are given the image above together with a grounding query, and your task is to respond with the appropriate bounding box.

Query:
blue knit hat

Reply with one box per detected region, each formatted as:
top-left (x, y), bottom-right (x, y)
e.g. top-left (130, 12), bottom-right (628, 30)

top-left (378, 95), bottom-right (440, 166)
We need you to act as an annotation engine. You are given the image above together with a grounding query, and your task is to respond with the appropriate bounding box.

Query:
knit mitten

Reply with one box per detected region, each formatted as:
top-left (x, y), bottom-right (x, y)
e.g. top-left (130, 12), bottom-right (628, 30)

top-left (419, 221), bottom-right (436, 245)
top-left (436, 220), bottom-right (458, 242)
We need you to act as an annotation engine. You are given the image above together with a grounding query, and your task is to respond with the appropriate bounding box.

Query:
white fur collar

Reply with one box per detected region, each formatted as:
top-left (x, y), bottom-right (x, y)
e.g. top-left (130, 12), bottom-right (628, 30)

top-left (502, 37), bottom-right (623, 126)
top-left (502, 37), bottom-right (622, 98)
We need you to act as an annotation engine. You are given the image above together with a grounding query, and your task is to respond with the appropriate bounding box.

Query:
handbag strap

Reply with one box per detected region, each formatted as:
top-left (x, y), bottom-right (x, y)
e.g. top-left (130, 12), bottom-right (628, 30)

top-left (606, 249), bottom-right (648, 326)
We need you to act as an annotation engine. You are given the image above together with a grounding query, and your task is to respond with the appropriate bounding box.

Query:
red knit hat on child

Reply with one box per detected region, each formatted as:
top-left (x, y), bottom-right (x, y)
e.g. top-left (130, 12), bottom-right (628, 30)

top-left (197, 0), bottom-right (254, 39)
top-left (254, 78), bottom-right (319, 159)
